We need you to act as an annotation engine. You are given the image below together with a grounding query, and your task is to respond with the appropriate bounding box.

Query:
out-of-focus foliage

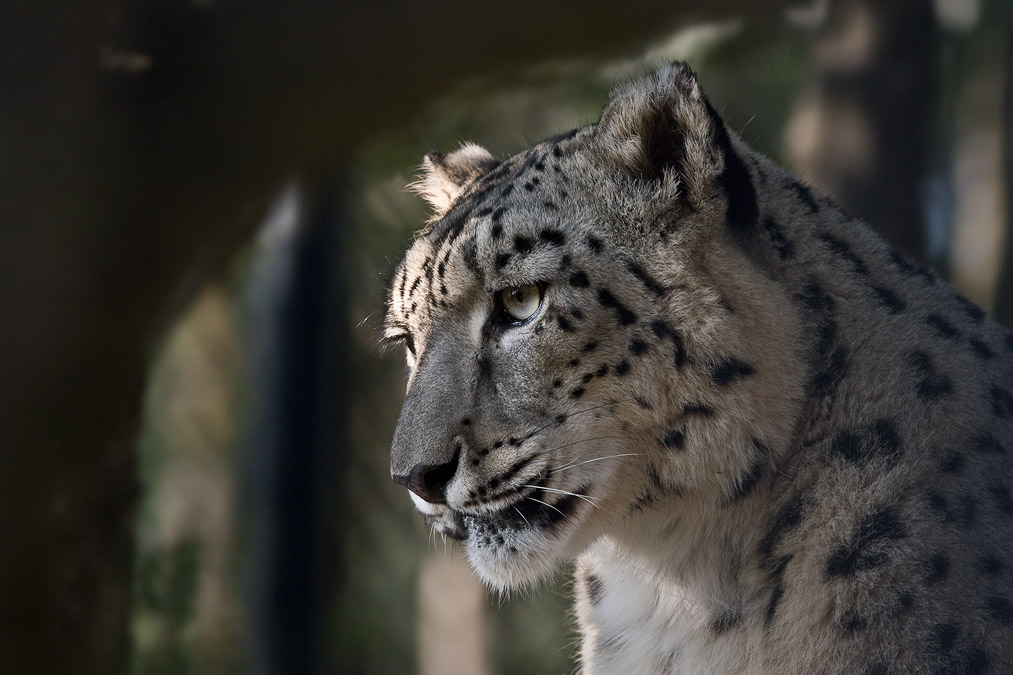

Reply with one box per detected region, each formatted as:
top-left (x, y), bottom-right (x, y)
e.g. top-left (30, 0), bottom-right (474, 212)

top-left (133, 287), bottom-right (244, 674)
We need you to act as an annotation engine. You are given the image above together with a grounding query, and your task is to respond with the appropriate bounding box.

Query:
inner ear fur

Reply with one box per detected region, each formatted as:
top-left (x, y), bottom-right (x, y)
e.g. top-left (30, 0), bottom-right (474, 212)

top-left (412, 142), bottom-right (497, 217)
top-left (593, 62), bottom-right (724, 205)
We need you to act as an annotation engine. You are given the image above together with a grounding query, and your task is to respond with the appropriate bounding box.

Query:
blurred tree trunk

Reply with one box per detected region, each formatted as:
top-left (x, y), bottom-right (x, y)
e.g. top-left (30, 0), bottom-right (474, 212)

top-left (132, 287), bottom-right (243, 675)
top-left (990, 8), bottom-right (1013, 327)
top-left (784, 0), bottom-right (939, 264)
top-left (418, 553), bottom-right (491, 675)
top-left (947, 26), bottom-right (1007, 312)
top-left (241, 186), bottom-right (353, 675)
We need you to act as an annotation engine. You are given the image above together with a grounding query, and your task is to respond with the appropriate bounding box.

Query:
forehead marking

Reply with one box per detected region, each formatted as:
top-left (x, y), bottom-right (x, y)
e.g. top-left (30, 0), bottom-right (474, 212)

top-left (397, 265), bottom-right (408, 299)
top-left (398, 132), bottom-right (587, 326)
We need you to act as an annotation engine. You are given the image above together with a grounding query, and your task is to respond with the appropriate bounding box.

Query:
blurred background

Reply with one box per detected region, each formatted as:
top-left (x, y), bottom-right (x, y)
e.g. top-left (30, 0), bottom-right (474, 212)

top-left (1, 1), bottom-right (1010, 673)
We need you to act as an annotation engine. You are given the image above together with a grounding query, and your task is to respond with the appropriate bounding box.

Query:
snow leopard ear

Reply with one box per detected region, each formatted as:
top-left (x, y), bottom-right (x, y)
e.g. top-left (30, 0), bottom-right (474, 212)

top-left (593, 62), bottom-right (724, 204)
top-left (412, 143), bottom-right (497, 217)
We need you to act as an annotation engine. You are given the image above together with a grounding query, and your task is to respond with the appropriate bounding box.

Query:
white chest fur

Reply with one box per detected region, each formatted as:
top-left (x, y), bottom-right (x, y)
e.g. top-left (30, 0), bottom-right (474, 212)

top-left (576, 543), bottom-right (756, 675)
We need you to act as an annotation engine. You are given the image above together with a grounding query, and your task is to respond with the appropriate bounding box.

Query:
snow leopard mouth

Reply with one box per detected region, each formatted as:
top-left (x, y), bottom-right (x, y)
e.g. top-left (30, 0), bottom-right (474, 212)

top-left (425, 480), bottom-right (592, 544)
top-left (467, 486), bottom-right (586, 534)
top-left (423, 509), bottom-right (469, 541)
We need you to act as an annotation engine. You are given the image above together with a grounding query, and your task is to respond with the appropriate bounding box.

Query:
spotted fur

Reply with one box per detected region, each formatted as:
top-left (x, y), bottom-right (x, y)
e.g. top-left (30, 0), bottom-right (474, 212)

top-left (384, 63), bottom-right (1013, 674)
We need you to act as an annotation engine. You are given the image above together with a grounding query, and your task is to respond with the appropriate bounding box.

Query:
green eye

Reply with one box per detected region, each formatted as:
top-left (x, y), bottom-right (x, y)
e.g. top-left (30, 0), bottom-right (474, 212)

top-left (500, 284), bottom-right (543, 323)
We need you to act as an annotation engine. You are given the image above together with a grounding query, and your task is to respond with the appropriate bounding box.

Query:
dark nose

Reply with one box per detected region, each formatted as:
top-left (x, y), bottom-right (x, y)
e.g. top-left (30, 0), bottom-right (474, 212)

top-left (392, 451), bottom-right (460, 504)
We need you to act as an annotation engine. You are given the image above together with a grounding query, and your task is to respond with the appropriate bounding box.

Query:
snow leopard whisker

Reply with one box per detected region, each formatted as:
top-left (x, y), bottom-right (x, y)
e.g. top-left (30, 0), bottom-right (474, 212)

top-left (523, 484), bottom-right (601, 508)
top-left (533, 436), bottom-right (625, 460)
top-left (356, 311), bottom-right (377, 331)
top-left (525, 398), bottom-right (638, 441)
top-left (526, 496), bottom-right (566, 518)
top-left (512, 505), bottom-right (531, 528)
top-left (550, 453), bottom-right (639, 474)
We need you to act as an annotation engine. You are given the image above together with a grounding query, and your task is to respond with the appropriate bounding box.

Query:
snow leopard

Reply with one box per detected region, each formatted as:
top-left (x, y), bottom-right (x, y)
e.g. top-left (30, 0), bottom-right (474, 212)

top-left (384, 62), bottom-right (1013, 674)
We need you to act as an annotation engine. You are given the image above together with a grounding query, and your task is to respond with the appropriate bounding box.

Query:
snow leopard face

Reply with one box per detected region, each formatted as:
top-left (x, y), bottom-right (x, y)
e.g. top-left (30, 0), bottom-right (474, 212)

top-left (384, 63), bottom-right (796, 589)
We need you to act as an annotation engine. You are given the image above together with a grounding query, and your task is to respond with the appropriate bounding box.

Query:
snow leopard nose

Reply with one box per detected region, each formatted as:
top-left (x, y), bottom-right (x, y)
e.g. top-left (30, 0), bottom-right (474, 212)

top-left (392, 451), bottom-right (460, 504)
top-left (390, 339), bottom-right (470, 503)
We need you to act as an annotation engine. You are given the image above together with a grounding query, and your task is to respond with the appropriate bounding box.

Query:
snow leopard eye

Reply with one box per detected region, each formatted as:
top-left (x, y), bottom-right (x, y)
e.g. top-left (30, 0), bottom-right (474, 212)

top-left (499, 284), bottom-right (543, 324)
top-left (382, 331), bottom-right (415, 356)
